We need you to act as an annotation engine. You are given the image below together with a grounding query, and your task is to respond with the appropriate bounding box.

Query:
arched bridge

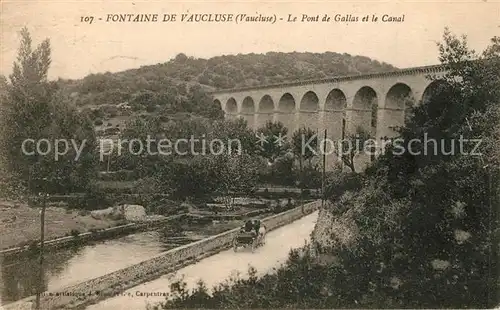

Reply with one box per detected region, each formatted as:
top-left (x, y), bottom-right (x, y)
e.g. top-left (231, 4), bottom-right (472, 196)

top-left (210, 64), bottom-right (446, 141)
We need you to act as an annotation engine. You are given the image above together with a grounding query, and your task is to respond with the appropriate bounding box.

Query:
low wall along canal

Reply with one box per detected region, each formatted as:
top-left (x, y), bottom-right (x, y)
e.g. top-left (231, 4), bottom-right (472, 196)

top-left (4, 200), bottom-right (320, 310)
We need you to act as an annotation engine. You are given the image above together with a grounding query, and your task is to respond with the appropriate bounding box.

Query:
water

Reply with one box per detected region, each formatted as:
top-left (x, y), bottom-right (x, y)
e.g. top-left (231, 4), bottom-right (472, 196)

top-left (89, 211), bottom-right (318, 310)
top-left (0, 231), bottom-right (175, 306)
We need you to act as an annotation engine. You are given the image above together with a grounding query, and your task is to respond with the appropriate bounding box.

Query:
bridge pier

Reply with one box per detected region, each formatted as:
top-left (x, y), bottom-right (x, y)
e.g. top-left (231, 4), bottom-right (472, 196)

top-left (376, 107), bottom-right (405, 140)
top-left (297, 111), bottom-right (319, 133)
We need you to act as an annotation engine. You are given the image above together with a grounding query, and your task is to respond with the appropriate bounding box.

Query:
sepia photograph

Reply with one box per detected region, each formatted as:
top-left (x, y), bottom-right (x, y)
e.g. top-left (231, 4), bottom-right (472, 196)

top-left (0, 1), bottom-right (499, 309)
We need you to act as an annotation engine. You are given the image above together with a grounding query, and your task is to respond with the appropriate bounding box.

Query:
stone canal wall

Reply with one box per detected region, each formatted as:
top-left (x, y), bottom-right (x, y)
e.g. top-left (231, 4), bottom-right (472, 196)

top-left (5, 200), bottom-right (320, 310)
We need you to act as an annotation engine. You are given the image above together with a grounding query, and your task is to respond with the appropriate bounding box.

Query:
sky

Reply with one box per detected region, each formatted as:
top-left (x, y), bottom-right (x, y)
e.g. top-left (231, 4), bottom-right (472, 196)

top-left (1, 0), bottom-right (499, 80)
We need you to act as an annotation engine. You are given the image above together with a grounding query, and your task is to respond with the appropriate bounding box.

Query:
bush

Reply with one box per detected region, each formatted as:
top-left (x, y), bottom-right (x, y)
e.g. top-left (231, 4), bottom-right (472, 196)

top-left (98, 170), bottom-right (137, 182)
top-left (78, 209), bottom-right (90, 216)
top-left (27, 240), bottom-right (39, 252)
top-left (325, 171), bottom-right (364, 202)
top-left (74, 186), bottom-right (113, 210)
top-left (300, 165), bottom-right (322, 189)
top-left (301, 189), bottom-right (311, 198)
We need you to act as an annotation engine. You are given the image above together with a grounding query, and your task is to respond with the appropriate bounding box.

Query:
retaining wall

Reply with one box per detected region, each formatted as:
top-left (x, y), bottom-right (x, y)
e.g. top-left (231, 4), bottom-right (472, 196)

top-left (4, 200), bottom-right (320, 310)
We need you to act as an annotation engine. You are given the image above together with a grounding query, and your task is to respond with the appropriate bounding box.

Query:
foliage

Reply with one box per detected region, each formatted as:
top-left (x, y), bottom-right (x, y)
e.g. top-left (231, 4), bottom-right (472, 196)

top-left (155, 30), bottom-right (500, 309)
top-left (255, 121), bottom-right (289, 164)
top-left (60, 51), bottom-right (396, 116)
top-left (325, 169), bottom-right (364, 202)
top-left (291, 126), bottom-right (318, 163)
top-left (291, 126), bottom-right (319, 187)
top-left (335, 126), bottom-right (373, 172)
top-left (0, 28), bottom-right (97, 197)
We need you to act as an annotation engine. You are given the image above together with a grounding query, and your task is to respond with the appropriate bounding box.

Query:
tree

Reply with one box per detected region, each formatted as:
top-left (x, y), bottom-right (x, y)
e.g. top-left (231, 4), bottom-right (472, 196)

top-left (188, 85), bottom-right (224, 119)
top-left (0, 28), bottom-right (97, 196)
top-left (292, 127), bottom-right (318, 186)
top-left (217, 153), bottom-right (263, 208)
top-left (334, 126), bottom-right (373, 173)
top-left (118, 115), bottom-right (165, 177)
top-left (212, 118), bottom-right (257, 155)
top-left (174, 53), bottom-right (188, 63)
top-left (256, 121), bottom-right (289, 164)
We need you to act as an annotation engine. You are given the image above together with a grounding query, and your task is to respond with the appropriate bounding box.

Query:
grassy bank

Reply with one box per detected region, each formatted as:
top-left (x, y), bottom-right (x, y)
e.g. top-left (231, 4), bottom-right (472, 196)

top-left (0, 202), bottom-right (122, 251)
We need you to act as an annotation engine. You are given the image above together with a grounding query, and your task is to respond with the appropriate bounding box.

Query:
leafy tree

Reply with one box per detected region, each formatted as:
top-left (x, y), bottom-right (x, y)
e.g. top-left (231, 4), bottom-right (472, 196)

top-left (116, 115), bottom-right (165, 176)
top-left (0, 28), bottom-right (97, 197)
top-left (292, 127), bottom-right (318, 186)
top-left (174, 53), bottom-right (188, 63)
top-left (335, 126), bottom-right (373, 172)
top-left (212, 118), bottom-right (257, 155)
top-left (217, 153), bottom-right (264, 208)
top-left (167, 156), bottom-right (222, 199)
top-left (188, 85), bottom-right (224, 119)
top-left (256, 121), bottom-right (289, 164)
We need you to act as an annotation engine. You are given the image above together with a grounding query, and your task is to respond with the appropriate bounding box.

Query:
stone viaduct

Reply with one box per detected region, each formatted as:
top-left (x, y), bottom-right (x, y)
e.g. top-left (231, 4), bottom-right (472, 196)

top-left (210, 64), bottom-right (447, 170)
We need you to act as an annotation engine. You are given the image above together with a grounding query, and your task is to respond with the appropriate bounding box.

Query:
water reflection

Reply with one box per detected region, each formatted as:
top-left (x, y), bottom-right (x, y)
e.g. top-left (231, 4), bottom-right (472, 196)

top-left (0, 231), bottom-right (172, 306)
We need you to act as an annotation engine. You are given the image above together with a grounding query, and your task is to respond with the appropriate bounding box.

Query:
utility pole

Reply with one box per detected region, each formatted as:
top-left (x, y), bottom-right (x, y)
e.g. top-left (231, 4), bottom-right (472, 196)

top-left (35, 192), bottom-right (46, 310)
top-left (321, 129), bottom-right (327, 208)
top-left (107, 154), bottom-right (111, 172)
top-left (340, 118), bottom-right (346, 171)
top-left (485, 163), bottom-right (494, 307)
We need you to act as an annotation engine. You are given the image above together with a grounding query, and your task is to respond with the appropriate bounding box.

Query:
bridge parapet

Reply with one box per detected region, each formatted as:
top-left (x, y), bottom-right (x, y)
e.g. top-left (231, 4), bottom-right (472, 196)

top-left (209, 64), bottom-right (446, 95)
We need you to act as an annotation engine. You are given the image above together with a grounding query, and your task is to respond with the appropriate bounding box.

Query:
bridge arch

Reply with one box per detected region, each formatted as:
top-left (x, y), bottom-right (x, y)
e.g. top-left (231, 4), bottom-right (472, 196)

top-left (278, 93), bottom-right (296, 112)
top-left (379, 83), bottom-right (414, 139)
top-left (325, 89), bottom-right (347, 111)
top-left (241, 96), bottom-right (255, 113)
top-left (258, 95), bottom-right (274, 113)
top-left (422, 79), bottom-right (449, 105)
top-left (385, 83), bottom-right (414, 110)
top-left (225, 98), bottom-right (238, 120)
top-left (214, 99), bottom-right (222, 110)
top-left (298, 91), bottom-right (320, 132)
top-left (256, 95), bottom-right (274, 129)
top-left (300, 91), bottom-right (319, 111)
top-left (277, 93), bottom-right (296, 133)
top-left (351, 86), bottom-right (378, 135)
top-left (324, 89), bottom-right (347, 143)
top-left (241, 96), bottom-right (256, 128)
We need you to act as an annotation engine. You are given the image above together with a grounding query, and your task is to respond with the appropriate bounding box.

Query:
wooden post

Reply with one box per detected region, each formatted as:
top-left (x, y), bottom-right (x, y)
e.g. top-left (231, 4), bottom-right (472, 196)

top-left (321, 129), bottom-right (327, 208)
top-left (107, 153), bottom-right (111, 172)
top-left (35, 194), bottom-right (46, 309)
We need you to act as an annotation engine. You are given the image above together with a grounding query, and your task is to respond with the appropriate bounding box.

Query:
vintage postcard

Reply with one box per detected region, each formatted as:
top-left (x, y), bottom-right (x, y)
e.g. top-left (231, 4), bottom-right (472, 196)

top-left (0, 1), bottom-right (499, 309)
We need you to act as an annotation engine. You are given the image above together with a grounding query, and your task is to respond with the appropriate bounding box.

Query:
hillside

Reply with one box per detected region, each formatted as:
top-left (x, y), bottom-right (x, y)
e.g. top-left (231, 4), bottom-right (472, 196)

top-left (59, 52), bottom-right (397, 122)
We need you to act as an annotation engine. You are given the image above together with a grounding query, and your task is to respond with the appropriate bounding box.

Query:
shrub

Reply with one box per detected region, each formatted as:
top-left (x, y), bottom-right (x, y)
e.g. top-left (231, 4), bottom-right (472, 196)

top-left (70, 229), bottom-right (80, 237)
top-left (78, 209), bottom-right (90, 216)
top-left (301, 189), bottom-right (311, 198)
top-left (27, 240), bottom-right (39, 252)
top-left (325, 171), bottom-right (364, 202)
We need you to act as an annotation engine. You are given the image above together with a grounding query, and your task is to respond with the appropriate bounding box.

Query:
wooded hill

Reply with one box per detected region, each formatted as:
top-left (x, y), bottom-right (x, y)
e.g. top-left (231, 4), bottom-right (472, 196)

top-left (58, 52), bottom-right (397, 119)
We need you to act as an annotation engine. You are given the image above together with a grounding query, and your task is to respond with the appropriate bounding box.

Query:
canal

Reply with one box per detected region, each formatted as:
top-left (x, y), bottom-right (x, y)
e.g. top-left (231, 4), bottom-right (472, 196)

top-left (0, 230), bottom-right (177, 306)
